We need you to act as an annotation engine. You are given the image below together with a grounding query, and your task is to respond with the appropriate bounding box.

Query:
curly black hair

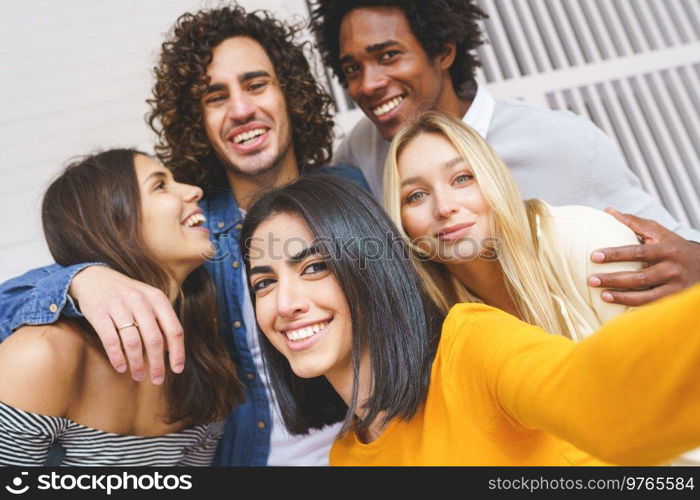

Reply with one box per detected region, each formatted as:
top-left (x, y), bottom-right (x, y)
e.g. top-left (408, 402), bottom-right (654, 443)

top-left (309, 0), bottom-right (487, 97)
top-left (148, 6), bottom-right (335, 189)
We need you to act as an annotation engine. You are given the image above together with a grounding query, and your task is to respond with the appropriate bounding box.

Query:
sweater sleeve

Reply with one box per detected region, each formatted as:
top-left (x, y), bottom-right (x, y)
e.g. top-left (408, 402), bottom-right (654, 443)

top-left (443, 284), bottom-right (700, 465)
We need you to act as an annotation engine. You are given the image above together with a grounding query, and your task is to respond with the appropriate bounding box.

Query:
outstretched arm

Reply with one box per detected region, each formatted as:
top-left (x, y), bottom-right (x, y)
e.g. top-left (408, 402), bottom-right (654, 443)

top-left (447, 285), bottom-right (700, 465)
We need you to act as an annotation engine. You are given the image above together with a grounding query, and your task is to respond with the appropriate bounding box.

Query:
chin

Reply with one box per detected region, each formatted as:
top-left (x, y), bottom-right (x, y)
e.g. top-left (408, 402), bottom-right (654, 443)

top-left (290, 362), bottom-right (329, 380)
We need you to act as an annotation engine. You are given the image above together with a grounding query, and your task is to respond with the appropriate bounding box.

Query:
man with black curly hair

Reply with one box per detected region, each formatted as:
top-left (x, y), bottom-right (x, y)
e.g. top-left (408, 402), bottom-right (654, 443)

top-left (310, 0), bottom-right (700, 308)
top-left (0, 6), bottom-right (367, 466)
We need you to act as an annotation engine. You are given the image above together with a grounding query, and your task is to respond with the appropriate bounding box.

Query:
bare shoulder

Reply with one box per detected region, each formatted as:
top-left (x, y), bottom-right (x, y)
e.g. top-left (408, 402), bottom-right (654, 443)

top-left (0, 320), bottom-right (88, 416)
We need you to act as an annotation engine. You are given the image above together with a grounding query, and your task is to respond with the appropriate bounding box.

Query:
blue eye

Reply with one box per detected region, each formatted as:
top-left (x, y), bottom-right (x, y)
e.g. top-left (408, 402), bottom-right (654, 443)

top-left (453, 173), bottom-right (474, 185)
top-left (406, 191), bottom-right (427, 204)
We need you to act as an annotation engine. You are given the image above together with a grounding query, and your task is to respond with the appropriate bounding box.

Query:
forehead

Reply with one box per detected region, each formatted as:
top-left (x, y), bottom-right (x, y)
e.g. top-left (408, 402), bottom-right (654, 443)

top-left (250, 212), bottom-right (314, 264)
top-left (134, 154), bottom-right (167, 180)
top-left (400, 132), bottom-right (459, 167)
top-left (207, 36), bottom-right (277, 81)
top-left (339, 6), bottom-right (421, 54)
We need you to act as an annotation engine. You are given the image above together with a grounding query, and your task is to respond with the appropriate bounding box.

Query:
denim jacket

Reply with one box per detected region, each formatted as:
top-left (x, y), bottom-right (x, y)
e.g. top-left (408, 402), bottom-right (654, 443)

top-left (0, 164), bottom-right (369, 466)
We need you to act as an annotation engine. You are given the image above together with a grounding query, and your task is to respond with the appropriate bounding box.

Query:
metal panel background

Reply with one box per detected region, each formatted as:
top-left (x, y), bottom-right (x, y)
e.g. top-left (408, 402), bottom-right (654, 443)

top-left (326, 0), bottom-right (700, 228)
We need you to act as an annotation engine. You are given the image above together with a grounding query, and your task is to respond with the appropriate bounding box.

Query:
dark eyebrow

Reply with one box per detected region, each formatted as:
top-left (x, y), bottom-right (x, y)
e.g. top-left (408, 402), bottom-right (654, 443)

top-left (240, 70), bottom-right (271, 83)
top-left (203, 83), bottom-right (226, 96)
top-left (339, 40), bottom-right (400, 66)
top-left (203, 71), bottom-right (271, 96)
top-left (142, 171), bottom-right (168, 186)
top-left (249, 243), bottom-right (320, 276)
top-left (249, 265), bottom-right (273, 276)
top-left (400, 157), bottom-right (466, 188)
top-left (366, 40), bottom-right (400, 53)
top-left (289, 244), bottom-right (320, 263)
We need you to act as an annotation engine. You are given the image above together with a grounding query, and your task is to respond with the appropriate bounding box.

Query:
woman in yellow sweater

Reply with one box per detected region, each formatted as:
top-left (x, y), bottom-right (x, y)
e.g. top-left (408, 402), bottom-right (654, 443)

top-left (240, 175), bottom-right (700, 466)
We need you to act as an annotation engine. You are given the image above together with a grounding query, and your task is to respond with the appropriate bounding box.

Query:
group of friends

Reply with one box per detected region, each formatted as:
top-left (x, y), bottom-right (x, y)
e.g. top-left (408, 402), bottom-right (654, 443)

top-left (0, 0), bottom-right (699, 467)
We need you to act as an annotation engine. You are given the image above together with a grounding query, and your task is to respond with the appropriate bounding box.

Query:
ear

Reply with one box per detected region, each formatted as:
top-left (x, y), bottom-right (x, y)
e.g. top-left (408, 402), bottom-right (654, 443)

top-left (437, 42), bottom-right (457, 71)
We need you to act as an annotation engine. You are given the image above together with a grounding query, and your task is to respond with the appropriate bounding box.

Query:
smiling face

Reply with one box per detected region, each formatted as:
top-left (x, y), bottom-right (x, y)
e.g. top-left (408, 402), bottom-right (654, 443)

top-left (339, 7), bottom-right (457, 140)
top-left (248, 212), bottom-right (353, 382)
top-left (201, 36), bottom-right (296, 179)
top-left (136, 154), bottom-right (214, 279)
top-left (398, 132), bottom-right (492, 263)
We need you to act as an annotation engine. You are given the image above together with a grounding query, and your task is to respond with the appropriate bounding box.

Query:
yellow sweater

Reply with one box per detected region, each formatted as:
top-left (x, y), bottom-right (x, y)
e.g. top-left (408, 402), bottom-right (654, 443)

top-left (330, 285), bottom-right (700, 466)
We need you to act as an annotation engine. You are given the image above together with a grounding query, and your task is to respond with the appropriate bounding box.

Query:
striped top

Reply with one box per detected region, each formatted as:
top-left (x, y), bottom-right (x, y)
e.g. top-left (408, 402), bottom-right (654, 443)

top-left (0, 401), bottom-right (223, 466)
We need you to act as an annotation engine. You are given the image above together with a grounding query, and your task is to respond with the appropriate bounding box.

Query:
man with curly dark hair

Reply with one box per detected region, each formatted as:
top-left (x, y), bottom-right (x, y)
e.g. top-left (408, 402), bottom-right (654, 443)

top-left (310, 0), bottom-right (700, 309)
top-left (0, 5), bottom-right (367, 467)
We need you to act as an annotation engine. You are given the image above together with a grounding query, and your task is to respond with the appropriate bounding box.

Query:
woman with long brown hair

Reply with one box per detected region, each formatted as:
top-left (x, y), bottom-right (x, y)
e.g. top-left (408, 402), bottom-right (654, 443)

top-left (0, 149), bottom-right (242, 466)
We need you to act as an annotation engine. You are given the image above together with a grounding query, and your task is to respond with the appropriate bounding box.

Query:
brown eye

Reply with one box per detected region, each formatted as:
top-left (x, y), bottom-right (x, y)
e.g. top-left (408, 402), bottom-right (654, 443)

top-left (302, 261), bottom-right (328, 275)
top-left (252, 278), bottom-right (275, 292)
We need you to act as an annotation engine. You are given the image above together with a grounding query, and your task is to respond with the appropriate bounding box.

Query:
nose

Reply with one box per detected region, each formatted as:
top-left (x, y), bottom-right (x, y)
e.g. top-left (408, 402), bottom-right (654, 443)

top-left (358, 65), bottom-right (389, 97)
top-left (226, 92), bottom-right (255, 123)
top-left (276, 278), bottom-right (310, 319)
top-left (182, 183), bottom-right (203, 203)
top-left (434, 191), bottom-right (459, 219)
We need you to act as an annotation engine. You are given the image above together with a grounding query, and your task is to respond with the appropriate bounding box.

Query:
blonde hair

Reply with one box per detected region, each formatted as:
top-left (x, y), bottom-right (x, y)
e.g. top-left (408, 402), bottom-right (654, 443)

top-left (384, 111), bottom-right (586, 339)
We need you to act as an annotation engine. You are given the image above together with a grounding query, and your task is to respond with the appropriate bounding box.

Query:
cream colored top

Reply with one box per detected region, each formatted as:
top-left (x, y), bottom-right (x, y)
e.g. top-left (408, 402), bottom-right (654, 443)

top-left (537, 203), bottom-right (641, 340)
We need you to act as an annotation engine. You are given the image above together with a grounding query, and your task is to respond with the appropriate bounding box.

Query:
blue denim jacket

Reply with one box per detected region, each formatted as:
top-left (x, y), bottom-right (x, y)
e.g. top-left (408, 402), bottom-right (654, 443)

top-left (0, 164), bottom-right (369, 466)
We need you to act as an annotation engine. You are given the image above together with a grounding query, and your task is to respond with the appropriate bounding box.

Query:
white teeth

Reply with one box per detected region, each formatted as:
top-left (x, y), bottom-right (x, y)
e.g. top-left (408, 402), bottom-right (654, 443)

top-left (373, 96), bottom-right (404, 117)
top-left (184, 213), bottom-right (206, 227)
top-left (285, 321), bottom-right (328, 342)
top-left (232, 128), bottom-right (266, 144)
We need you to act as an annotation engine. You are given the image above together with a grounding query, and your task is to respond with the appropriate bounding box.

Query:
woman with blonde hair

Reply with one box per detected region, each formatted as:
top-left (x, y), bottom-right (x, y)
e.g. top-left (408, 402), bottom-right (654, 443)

top-left (384, 111), bottom-right (643, 342)
top-left (384, 111), bottom-right (699, 465)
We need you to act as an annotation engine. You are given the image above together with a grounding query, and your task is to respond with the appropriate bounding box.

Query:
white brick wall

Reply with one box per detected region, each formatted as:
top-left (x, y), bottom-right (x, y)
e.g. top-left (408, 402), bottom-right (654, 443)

top-left (0, 0), bottom-right (299, 281)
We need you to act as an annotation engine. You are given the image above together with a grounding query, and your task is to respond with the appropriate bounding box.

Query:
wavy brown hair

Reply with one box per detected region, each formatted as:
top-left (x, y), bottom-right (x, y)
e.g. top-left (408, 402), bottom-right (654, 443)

top-left (147, 6), bottom-right (335, 189)
top-left (42, 149), bottom-right (243, 427)
top-left (310, 0), bottom-right (487, 97)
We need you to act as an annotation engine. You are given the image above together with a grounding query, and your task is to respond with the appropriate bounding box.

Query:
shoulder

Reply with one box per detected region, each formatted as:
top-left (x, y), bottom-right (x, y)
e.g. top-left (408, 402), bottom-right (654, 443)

top-left (440, 303), bottom-right (536, 360)
top-left (493, 98), bottom-right (598, 131)
top-left (544, 204), bottom-right (640, 256)
top-left (490, 99), bottom-right (608, 152)
top-left (0, 320), bottom-right (87, 415)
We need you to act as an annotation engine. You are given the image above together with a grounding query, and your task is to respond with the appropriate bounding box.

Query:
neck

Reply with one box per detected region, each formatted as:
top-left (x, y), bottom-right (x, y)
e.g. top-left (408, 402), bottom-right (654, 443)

top-left (446, 258), bottom-right (520, 317)
top-left (226, 151), bottom-right (299, 211)
top-left (325, 352), bottom-right (386, 443)
top-left (165, 275), bottom-right (185, 304)
top-left (434, 76), bottom-right (472, 121)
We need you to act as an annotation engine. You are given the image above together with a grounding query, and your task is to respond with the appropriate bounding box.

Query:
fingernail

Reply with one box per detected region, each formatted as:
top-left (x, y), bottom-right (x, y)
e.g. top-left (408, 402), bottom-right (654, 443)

top-left (592, 251), bottom-right (605, 263)
top-left (588, 276), bottom-right (601, 287)
top-left (601, 291), bottom-right (613, 302)
top-left (116, 365), bottom-right (127, 373)
top-left (133, 371), bottom-right (145, 381)
top-left (152, 376), bottom-right (164, 385)
top-left (173, 364), bottom-right (184, 374)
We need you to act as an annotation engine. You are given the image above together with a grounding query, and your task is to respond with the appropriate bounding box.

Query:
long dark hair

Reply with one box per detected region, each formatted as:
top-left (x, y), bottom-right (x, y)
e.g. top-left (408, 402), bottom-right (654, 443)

top-left (241, 175), bottom-right (444, 436)
top-left (42, 149), bottom-right (243, 426)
